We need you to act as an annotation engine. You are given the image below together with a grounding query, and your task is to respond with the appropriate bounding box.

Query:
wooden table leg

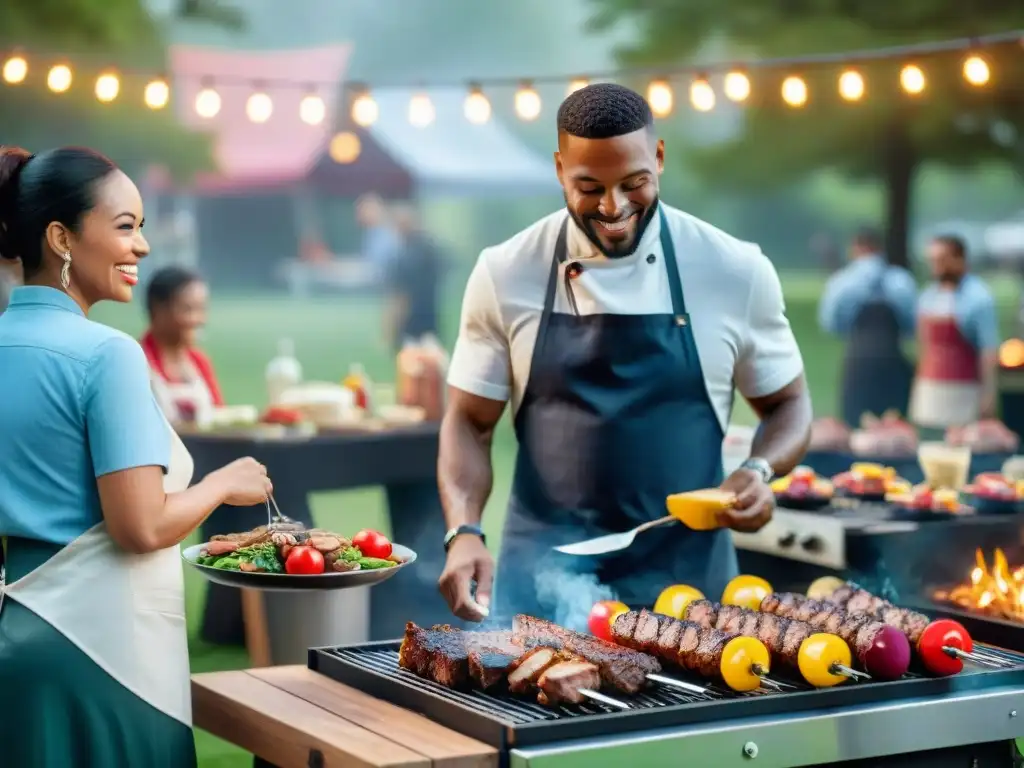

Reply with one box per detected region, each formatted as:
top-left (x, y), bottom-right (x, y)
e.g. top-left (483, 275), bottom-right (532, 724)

top-left (241, 589), bottom-right (272, 667)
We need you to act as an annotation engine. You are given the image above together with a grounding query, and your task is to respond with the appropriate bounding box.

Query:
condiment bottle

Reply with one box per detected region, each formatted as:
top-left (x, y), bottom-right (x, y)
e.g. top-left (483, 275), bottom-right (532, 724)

top-left (343, 363), bottom-right (372, 412)
top-left (265, 338), bottom-right (302, 406)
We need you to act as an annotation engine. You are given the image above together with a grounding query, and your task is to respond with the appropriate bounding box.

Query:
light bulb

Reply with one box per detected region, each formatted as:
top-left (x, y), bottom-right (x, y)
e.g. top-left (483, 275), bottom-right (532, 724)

top-left (95, 72), bottom-right (120, 103)
top-left (781, 76), bottom-right (807, 107)
top-left (300, 94), bottom-right (326, 125)
top-left (647, 80), bottom-right (673, 117)
top-left (724, 71), bottom-right (750, 102)
top-left (838, 70), bottom-right (864, 101)
top-left (2, 56), bottom-right (27, 85)
top-left (246, 91), bottom-right (273, 123)
top-left (351, 92), bottom-right (378, 127)
top-left (900, 64), bottom-right (925, 95)
top-left (463, 87), bottom-right (491, 124)
top-left (329, 131), bottom-right (361, 164)
top-left (689, 78), bottom-right (715, 112)
top-left (567, 78), bottom-right (589, 96)
top-left (408, 93), bottom-right (435, 127)
top-left (514, 84), bottom-right (541, 121)
top-left (47, 64), bottom-right (72, 93)
top-left (963, 56), bottom-right (990, 86)
top-left (195, 87), bottom-right (221, 119)
top-left (144, 79), bottom-right (170, 109)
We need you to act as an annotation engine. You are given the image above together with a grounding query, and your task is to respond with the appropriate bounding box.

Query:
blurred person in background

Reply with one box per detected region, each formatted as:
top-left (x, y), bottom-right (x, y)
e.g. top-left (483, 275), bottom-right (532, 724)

top-left (910, 235), bottom-right (999, 433)
top-left (356, 193), bottom-right (400, 277)
top-left (384, 202), bottom-right (443, 349)
top-left (141, 265), bottom-right (224, 424)
top-left (818, 226), bottom-right (917, 426)
top-left (0, 145), bottom-right (271, 767)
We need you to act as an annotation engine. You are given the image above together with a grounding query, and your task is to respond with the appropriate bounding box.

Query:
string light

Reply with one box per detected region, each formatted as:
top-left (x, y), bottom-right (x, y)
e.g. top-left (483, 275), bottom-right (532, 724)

top-left (329, 131), bottom-right (361, 164)
top-left (567, 78), bottom-right (589, 95)
top-left (95, 72), bottom-right (120, 103)
top-left (647, 80), bottom-right (673, 117)
top-left (299, 92), bottom-right (326, 125)
top-left (195, 86), bottom-right (221, 119)
top-left (2, 56), bottom-right (27, 85)
top-left (350, 90), bottom-right (379, 127)
top-left (838, 69), bottom-right (865, 101)
top-left (781, 76), bottom-right (808, 107)
top-left (689, 78), bottom-right (715, 112)
top-left (463, 85), bottom-right (491, 124)
top-left (144, 78), bottom-right (170, 109)
top-left (963, 55), bottom-right (990, 86)
top-left (408, 92), bottom-right (435, 127)
top-left (723, 71), bottom-right (750, 102)
top-left (900, 64), bottom-right (926, 94)
top-left (246, 90), bottom-right (273, 123)
top-left (46, 64), bottom-right (72, 93)
top-left (514, 82), bottom-right (542, 121)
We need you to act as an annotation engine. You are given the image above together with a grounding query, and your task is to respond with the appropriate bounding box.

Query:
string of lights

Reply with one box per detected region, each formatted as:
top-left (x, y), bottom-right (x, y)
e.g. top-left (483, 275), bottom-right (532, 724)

top-left (1, 30), bottom-right (1019, 128)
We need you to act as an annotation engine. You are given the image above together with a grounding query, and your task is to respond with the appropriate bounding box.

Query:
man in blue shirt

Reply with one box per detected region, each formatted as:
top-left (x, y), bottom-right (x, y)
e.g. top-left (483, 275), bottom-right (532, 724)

top-left (910, 235), bottom-right (1000, 430)
top-left (818, 228), bottom-right (918, 426)
top-left (356, 194), bottom-right (401, 278)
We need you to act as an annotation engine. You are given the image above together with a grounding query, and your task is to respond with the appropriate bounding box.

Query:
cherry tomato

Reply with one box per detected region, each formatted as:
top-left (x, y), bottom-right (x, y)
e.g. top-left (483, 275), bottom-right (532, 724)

top-left (653, 584), bottom-right (704, 619)
top-left (588, 600), bottom-right (629, 641)
top-left (806, 576), bottom-right (845, 600)
top-left (285, 546), bottom-right (325, 575)
top-left (799, 633), bottom-right (852, 687)
top-left (722, 575), bottom-right (773, 611)
top-left (720, 636), bottom-right (770, 692)
top-left (863, 625), bottom-right (911, 680)
top-left (917, 619), bottom-right (972, 676)
top-left (352, 529), bottom-right (393, 560)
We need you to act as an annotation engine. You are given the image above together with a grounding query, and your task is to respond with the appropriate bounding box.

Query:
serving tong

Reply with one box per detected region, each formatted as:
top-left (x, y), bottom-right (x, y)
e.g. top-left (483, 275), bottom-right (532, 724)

top-left (264, 494), bottom-right (303, 532)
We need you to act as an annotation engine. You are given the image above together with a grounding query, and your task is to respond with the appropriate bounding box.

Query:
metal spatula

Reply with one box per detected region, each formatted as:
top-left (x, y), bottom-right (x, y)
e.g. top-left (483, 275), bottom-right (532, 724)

top-left (554, 515), bottom-right (678, 556)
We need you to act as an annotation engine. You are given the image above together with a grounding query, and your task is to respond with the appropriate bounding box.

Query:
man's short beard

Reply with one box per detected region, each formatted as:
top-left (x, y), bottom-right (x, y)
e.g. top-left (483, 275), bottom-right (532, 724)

top-left (565, 195), bottom-right (660, 259)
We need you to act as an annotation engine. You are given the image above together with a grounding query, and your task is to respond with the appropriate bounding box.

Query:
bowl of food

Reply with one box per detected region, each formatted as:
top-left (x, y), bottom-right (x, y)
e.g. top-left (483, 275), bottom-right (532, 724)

top-left (182, 525), bottom-right (416, 590)
top-left (771, 466), bottom-right (833, 510)
top-left (884, 484), bottom-right (965, 521)
top-left (962, 472), bottom-right (1022, 515)
top-left (832, 462), bottom-right (901, 503)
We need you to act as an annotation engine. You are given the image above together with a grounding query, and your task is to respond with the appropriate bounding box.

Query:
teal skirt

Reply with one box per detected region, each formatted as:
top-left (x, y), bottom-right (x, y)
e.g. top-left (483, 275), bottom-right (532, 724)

top-left (0, 538), bottom-right (197, 768)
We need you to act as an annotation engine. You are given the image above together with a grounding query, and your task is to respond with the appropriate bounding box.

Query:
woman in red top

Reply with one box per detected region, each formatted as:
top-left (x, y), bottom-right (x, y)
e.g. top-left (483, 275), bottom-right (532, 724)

top-left (141, 266), bottom-right (224, 423)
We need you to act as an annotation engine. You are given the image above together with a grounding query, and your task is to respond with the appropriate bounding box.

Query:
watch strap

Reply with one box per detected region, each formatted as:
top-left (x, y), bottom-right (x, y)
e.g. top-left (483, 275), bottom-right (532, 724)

top-left (741, 457), bottom-right (774, 483)
top-left (444, 524), bottom-right (486, 551)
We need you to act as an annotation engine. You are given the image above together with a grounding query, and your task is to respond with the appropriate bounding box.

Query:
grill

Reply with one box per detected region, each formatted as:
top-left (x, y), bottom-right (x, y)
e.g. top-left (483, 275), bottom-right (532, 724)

top-left (309, 640), bottom-right (1024, 763)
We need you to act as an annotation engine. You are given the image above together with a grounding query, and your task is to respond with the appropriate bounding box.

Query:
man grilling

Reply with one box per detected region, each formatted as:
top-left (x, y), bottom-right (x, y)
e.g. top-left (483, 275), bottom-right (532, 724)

top-left (910, 235), bottom-right (1000, 433)
top-left (437, 84), bottom-right (812, 624)
top-left (818, 227), bottom-right (918, 427)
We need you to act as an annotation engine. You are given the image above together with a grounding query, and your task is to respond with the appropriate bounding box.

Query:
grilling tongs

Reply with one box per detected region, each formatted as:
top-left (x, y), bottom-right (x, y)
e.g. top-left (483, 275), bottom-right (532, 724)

top-left (555, 489), bottom-right (736, 556)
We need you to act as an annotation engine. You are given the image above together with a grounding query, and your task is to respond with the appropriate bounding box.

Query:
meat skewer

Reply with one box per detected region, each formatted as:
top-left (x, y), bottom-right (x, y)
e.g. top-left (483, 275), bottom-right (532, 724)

top-left (825, 582), bottom-right (998, 676)
top-left (759, 593), bottom-right (911, 680)
top-left (610, 609), bottom-right (778, 692)
top-left (683, 600), bottom-right (869, 686)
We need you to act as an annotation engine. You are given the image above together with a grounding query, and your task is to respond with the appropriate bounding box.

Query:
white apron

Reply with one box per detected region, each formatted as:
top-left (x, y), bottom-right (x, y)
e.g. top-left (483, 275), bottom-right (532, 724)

top-left (0, 426), bottom-right (194, 726)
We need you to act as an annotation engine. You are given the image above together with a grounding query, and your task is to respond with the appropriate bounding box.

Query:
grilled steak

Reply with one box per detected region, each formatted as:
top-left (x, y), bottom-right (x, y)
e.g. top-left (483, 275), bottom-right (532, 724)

top-left (468, 650), bottom-right (519, 689)
top-left (537, 661), bottom-right (602, 706)
top-left (513, 614), bottom-right (660, 694)
top-left (610, 609), bottom-right (736, 679)
top-left (399, 622), bottom-right (470, 688)
top-left (682, 600), bottom-right (809, 668)
top-left (827, 584), bottom-right (930, 644)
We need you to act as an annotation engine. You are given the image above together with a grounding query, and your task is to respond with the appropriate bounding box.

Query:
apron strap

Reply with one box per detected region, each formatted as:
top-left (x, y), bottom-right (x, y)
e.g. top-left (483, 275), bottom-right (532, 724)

top-left (658, 207), bottom-right (687, 320)
top-left (536, 218), bottom-right (570, 343)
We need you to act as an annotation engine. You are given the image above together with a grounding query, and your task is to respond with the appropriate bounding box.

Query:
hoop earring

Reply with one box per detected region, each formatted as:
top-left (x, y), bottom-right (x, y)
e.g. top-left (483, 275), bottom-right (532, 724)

top-left (60, 251), bottom-right (71, 291)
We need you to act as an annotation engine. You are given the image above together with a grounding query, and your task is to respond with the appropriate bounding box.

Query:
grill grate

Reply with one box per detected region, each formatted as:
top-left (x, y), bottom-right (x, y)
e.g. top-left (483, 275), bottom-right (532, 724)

top-left (309, 640), bottom-right (1024, 752)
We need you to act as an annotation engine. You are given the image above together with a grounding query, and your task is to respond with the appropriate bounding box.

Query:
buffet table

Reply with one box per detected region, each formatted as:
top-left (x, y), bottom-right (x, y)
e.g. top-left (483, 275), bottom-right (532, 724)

top-left (192, 666), bottom-right (497, 768)
top-left (183, 424), bottom-right (455, 643)
top-left (799, 450), bottom-right (1013, 484)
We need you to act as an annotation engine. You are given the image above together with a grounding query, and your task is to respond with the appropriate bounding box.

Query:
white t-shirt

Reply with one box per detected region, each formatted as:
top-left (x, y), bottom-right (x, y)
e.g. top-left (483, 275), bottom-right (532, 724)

top-left (448, 204), bottom-right (804, 432)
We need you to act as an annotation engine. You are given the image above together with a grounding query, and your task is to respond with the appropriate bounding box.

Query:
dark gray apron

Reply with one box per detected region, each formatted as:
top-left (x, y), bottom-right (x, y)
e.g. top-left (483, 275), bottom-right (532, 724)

top-left (490, 209), bottom-right (738, 628)
top-left (840, 267), bottom-right (913, 426)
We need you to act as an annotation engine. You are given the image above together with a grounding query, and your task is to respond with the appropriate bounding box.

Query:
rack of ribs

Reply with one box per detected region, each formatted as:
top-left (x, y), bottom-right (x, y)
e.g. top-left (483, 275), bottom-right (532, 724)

top-left (682, 600), bottom-right (809, 668)
top-left (609, 609), bottom-right (737, 678)
top-left (512, 614), bottom-right (661, 695)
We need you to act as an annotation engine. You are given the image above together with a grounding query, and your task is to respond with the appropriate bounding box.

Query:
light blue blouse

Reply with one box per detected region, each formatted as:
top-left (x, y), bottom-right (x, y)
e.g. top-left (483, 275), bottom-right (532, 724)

top-left (0, 287), bottom-right (169, 545)
top-left (818, 255), bottom-right (919, 338)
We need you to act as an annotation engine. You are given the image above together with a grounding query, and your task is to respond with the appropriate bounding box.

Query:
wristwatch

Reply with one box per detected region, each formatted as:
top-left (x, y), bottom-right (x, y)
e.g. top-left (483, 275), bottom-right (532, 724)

top-left (444, 524), bottom-right (486, 552)
top-left (740, 457), bottom-right (774, 484)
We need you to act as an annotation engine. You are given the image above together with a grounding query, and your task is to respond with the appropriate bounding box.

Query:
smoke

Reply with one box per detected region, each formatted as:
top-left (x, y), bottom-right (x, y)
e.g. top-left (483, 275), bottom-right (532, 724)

top-left (534, 563), bottom-right (617, 633)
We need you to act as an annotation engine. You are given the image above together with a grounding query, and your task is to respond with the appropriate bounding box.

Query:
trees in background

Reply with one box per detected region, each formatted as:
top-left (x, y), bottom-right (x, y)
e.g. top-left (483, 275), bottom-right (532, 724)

top-left (589, 1), bottom-right (1024, 266)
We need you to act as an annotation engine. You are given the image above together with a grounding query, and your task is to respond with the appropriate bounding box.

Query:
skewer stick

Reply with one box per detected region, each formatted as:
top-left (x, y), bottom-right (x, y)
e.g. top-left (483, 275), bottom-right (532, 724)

top-left (647, 673), bottom-right (707, 695)
top-left (831, 663), bottom-right (871, 681)
top-left (579, 688), bottom-right (631, 709)
top-left (943, 646), bottom-right (1009, 668)
top-left (750, 664), bottom-right (784, 691)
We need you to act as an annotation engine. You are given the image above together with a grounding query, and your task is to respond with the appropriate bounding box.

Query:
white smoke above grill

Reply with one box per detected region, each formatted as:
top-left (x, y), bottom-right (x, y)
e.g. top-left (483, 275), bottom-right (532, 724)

top-left (534, 564), bottom-right (617, 633)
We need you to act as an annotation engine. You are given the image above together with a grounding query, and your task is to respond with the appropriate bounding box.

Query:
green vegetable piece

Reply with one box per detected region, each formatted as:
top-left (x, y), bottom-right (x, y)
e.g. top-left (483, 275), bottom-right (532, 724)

top-left (212, 556), bottom-right (242, 570)
top-left (357, 557), bottom-right (395, 570)
top-left (340, 547), bottom-right (362, 562)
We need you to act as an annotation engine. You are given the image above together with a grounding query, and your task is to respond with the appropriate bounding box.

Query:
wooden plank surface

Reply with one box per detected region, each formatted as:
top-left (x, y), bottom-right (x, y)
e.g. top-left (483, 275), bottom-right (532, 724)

top-left (192, 671), bottom-right (427, 768)
top-left (192, 668), bottom-right (499, 768)
top-left (251, 666), bottom-right (498, 768)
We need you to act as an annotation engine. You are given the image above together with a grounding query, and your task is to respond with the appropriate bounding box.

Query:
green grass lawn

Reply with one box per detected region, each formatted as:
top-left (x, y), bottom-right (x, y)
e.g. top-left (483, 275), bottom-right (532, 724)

top-left (89, 271), bottom-right (1022, 767)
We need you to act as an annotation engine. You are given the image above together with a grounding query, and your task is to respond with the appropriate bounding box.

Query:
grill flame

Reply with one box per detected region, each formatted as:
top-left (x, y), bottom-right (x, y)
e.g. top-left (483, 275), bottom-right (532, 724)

top-left (934, 548), bottom-right (1024, 622)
